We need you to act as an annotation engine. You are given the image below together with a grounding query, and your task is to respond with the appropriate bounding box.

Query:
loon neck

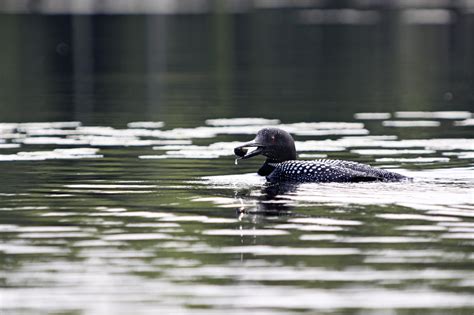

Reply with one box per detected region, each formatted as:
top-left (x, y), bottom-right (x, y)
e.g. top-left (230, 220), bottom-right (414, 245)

top-left (258, 158), bottom-right (296, 176)
top-left (257, 160), bottom-right (276, 176)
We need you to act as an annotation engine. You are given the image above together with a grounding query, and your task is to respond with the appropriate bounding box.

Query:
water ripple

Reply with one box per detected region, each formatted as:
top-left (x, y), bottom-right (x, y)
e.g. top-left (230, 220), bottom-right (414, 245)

top-left (1, 115), bottom-right (473, 314)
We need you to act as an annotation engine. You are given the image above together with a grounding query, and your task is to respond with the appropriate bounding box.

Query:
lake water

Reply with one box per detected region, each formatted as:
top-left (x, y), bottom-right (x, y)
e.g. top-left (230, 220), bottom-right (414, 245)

top-left (1, 10), bottom-right (474, 315)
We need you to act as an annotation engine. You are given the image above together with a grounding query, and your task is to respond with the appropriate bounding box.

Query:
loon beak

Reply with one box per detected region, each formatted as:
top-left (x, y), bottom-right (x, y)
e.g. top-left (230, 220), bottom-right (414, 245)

top-left (234, 140), bottom-right (264, 160)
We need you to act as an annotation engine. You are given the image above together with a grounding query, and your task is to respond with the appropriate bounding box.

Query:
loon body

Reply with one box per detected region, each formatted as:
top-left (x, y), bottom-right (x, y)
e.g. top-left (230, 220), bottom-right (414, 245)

top-left (234, 128), bottom-right (408, 183)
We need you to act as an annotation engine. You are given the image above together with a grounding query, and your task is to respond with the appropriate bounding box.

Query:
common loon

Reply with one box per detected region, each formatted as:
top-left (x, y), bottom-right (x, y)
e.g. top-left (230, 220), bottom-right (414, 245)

top-left (234, 128), bottom-right (408, 183)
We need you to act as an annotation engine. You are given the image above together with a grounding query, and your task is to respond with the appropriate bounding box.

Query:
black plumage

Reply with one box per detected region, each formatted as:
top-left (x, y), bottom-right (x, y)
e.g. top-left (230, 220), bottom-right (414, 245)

top-left (234, 128), bottom-right (409, 183)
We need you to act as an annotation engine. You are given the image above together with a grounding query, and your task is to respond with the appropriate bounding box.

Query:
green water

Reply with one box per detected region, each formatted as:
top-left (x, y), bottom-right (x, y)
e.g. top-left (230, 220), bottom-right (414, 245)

top-left (0, 10), bottom-right (474, 315)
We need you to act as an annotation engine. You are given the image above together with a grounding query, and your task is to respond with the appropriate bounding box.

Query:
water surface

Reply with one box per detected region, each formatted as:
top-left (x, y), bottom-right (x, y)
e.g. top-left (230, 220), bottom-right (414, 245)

top-left (1, 10), bottom-right (474, 315)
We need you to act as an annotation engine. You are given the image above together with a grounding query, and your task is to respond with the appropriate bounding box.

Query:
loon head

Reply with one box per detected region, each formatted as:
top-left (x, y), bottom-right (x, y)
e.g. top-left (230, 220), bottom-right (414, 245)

top-left (234, 128), bottom-right (297, 163)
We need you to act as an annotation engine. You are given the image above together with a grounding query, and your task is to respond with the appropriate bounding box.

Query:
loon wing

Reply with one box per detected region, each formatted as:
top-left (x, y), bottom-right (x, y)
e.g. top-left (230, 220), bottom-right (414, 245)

top-left (316, 159), bottom-right (401, 182)
top-left (329, 165), bottom-right (381, 182)
top-left (267, 159), bottom-right (405, 183)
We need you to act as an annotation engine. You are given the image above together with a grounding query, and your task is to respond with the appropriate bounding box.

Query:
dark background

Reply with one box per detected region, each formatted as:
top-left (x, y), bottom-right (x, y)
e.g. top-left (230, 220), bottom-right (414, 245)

top-left (0, 2), bottom-right (473, 126)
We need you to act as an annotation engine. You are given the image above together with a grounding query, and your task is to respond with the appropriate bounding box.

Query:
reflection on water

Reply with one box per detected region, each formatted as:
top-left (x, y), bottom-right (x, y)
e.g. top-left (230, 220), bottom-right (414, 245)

top-left (0, 112), bottom-right (473, 314)
top-left (0, 9), bottom-right (474, 315)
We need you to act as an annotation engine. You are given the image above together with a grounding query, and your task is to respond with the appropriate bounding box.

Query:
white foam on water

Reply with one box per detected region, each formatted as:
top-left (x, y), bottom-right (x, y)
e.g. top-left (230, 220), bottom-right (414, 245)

top-left (442, 152), bottom-right (474, 159)
top-left (298, 153), bottom-right (328, 158)
top-left (202, 229), bottom-right (289, 236)
top-left (202, 218), bottom-right (239, 224)
top-left (342, 135), bottom-right (398, 140)
top-left (160, 215), bottom-right (210, 222)
top-left (101, 211), bottom-right (174, 219)
top-left (377, 214), bottom-right (460, 222)
top-left (385, 139), bottom-right (474, 151)
top-left (17, 121), bottom-right (82, 129)
top-left (192, 197), bottom-right (240, 205)
top-left (0, 134), bottom-right (25, 140)
top-left (54, 148), bottom-right (100, 155)
top-left (382, 120), bottom-right (441, 127)
top-left (351, 149), bottom-right (436, 155)
top-left (152, 145), bottom-right (192, 150)
top-left (74, 135), bottom-right (167, 146)
top-left (75, 126), bottom-right (126, 136)
top-left (102, 233), bottom-right (171, 241)
top-left (0, 244), bottom-right (67, 254)
top-left (299, 234), bottom-right (339, 241)
top-left (138, 155), bottom-right (169, 159)
top-left (152, 258), bottom-right (201, 267)
top-left (288, 218), bottom-right (362, 226)
top-left (18, 232), bottom-right (92, 239)
top-left (141, 150), bottom-right (226, 159)
top-left (15, 226), bottom-right (82, 232)
top-left (23, 129), bottom-right (80, 136)
top-left (0, 224), bottom-right (17, 232)
top-left (427, 209), bottom-right (474, 218)
top-left (441, 233), bottom-right (474, 239)
top-left (354, 112), bottom-right (391, 120)
top-left (201, 173), bottom-right (266, 188)
top-left (0, 143), bottom-right (21, 149)
top-left (454, 118), bottom-right (474, 126)
top-left (439, 222), bottom-right (474, 228)
top-left (72, 240), bottom-right (118, 247)
top-left (16, 137), bottom-right (89, 145)
top-left (284, 122), bottom-right (365, 130)
top-left (446, 227), bottom-right (474, 233)
top-left (395, 111), bottom-right (471, 119)
top-left (38, 212), bottom-right (83, 217)
top-left (205, 118), bottom-right (280, 126)
top-left (302, 137), bottom-right (418, 153)
top-left (293, 128), bottom-right (369, 136)
top-left (150, 122), bottom-right (368, 140)
top-left (151, 140), bottom-right (193, 146)
top-left (0, 123), bottom-right (17, 133)
top-left (67, 189), bottom-right (154, 194)
top-left (4, 284), bottom-right (473, 311)
top-left (266, 178), bottom-right (472, 212)
top-left (375, 157), bottom-right (450, 163)
top-left (212, 245), bottom-right (361, 256)
top-left (10, 117), bottom-right (465, 165)
top-left (1, 115), bottom-right (473, 315)
top-left (396, 225), bottom-right (447, 231)
top-left (74, 127), bottom-right (172, 139)
top-left (336, 236), bottom-right (433, 243)
top-left (295, 141), bottom-right (346, 152)
top-left (191, 287), bottom-right (474, 309)
top-left (273, 224), bottom-right (344, 232)
top-left (165, 265), bottom-right (467, 282)
top-left (126, 223), bottom-right (180, 229)
top-left (146, 141), bottom-right (247, 159)
top-left (65, 184), bottom-right (156, 189)
top-left (127, 121), bottom-right (165, 128)
top-left (0, 148), bottom-right (103, 161)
